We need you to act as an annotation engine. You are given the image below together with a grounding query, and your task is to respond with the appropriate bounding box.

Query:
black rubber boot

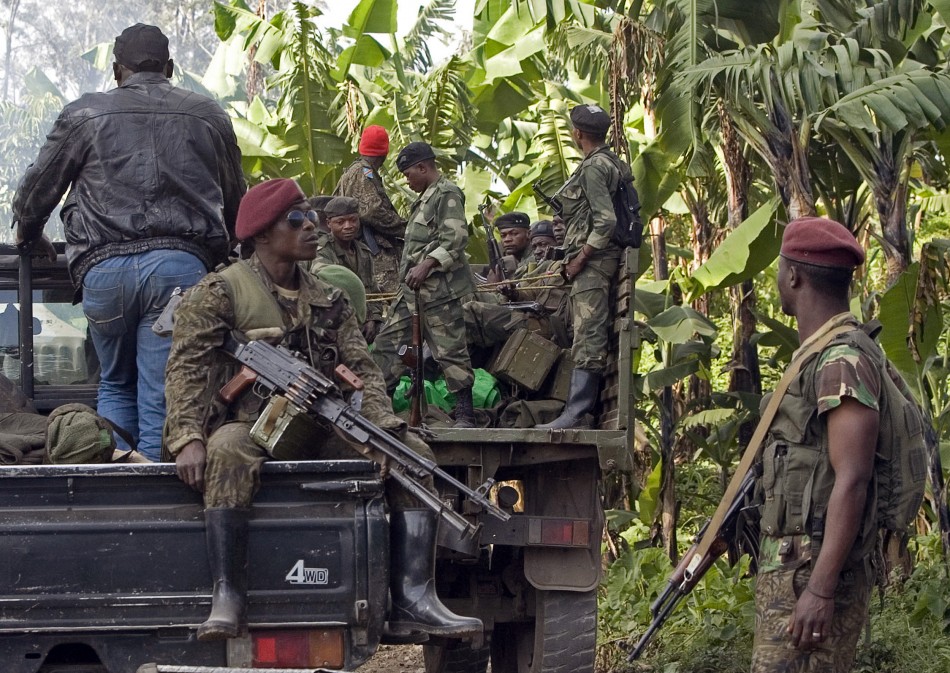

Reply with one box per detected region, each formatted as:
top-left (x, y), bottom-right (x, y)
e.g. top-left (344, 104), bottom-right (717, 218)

top-left (535, 369), bottom-right (601, 429)
top-left (197, 507), bottom-right (250, 641)
top-left (389, 509), bottom-right (483, 637)
top-left (452, 387), bottom-right (477, 428)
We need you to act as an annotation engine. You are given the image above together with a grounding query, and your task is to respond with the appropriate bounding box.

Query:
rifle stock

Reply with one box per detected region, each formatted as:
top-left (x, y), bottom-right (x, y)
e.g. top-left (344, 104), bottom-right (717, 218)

top-left (627, 469), bottom-right (757, 661)
top-left (221, 334), bottom-right (511, 540)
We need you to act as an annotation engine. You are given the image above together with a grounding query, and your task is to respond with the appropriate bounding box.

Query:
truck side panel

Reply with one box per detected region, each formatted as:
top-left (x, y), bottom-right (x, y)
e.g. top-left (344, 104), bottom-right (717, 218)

top-left (0, 461), bottom-right (388, 673)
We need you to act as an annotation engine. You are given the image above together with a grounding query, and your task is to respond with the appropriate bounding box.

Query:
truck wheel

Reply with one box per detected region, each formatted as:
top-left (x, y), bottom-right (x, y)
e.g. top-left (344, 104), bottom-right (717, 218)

top-left (422, 641), bottom-right (490, 673)
top-left (490, 589), bottom-right (597, 673)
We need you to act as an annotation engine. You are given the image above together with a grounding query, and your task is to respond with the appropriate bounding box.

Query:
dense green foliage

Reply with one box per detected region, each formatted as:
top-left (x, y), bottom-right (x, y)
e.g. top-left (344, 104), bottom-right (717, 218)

top-left (2, 2), bottom-right (950, 670)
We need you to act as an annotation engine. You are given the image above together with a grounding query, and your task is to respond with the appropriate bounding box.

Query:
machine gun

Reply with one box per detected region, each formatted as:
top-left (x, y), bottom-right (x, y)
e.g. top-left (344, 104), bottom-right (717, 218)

top-left (397, 290), bottom-right (426, 427)
top-left (220, 334), bottom-right (510, 540)
top-left (477, 202), bottom-right (507, 281)
top-left (627, 467), bottom-right (758, 661)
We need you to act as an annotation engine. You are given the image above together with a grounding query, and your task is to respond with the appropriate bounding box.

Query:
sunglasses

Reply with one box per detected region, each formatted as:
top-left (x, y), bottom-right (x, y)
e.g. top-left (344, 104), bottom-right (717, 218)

top-left (285, 210), bottom-right (319, 228)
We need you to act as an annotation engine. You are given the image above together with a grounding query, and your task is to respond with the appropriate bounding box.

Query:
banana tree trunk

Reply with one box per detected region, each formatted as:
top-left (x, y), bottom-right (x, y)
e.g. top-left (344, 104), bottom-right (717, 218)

top-left (876, 174), bottom-right (912, 284)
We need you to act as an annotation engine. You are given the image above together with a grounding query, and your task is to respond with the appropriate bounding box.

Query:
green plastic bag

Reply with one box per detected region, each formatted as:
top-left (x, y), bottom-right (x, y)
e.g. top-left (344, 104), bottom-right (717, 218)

top-left (393, 369), bottom-right (500, 412)
top-left (393, 377), bottom-right (454, 413)
top-left (431, 369), bottom-right (500, 409)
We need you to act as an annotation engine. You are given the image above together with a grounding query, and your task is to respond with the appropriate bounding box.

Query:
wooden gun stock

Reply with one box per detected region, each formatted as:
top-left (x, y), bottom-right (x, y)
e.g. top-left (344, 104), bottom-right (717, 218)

top-left (220, 366), bottom-right (258, 403)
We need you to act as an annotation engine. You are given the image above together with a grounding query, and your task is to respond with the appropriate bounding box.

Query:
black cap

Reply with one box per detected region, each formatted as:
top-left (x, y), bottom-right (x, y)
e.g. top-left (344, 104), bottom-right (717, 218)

top-left (309, 195), bottom-right (334, 212)
top-left (396, 141), bottom-right (436, 172)
top-left (530, 220), bottom-right (556, 240)
top-left (113, 24), bottom-right (170, 70)
top-left (570, 103), bottom-right (611, 134)
top-left (324, 196), bottom-right (360, 219)
top-left (496, 212), bottom-right (530, 231)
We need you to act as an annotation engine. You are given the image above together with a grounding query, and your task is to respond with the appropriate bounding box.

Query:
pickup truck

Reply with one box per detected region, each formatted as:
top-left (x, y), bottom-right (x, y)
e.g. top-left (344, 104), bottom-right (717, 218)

top-left (0, 243), bottom-right (638, 673)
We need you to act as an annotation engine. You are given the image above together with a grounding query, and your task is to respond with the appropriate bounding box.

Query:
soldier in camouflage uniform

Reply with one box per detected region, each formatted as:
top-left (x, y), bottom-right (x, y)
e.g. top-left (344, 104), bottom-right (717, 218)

top-left (165, 178), bottom-right (481, 642)
top-left (463, 222), bottom-right (570, 349)
top-left (334, 125), bottom-right (406, 295)
top-left (751, 217), bottom-right (876, 673)
top-left (371, 142), bottom-right (477, 428)
top-left (310, 196), bottom-right (383, 342)
top-left (537, 104), bottom-right (631, 429)
top-left (487, 212), bottom-right (533, 282)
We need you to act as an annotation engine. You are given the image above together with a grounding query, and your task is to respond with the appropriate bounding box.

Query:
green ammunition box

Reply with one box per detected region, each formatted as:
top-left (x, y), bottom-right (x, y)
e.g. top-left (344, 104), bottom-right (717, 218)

top-left (543, 349), bottom-right (573, 402)
top-left (488, 329), bottom-right (560, 391)
top-left (250, 395), bottom-right (321, 461)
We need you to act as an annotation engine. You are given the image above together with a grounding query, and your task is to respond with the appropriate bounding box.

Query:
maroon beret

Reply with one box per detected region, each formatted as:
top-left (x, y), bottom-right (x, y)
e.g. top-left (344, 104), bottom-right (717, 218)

top-left (236, 179), bottom-right (307, 241)
top-left (780, 217), bottom-right (865, 269)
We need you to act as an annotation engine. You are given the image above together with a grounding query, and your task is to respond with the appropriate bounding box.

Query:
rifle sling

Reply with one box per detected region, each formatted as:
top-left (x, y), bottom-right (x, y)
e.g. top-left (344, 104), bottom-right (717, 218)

top-left (685, 321), bottom-right (856, 580)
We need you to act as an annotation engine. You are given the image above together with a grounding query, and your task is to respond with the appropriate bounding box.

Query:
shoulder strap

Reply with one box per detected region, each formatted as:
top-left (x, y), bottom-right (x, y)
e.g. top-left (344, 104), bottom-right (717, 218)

top-left (685, 321), bottom-right (857, 580)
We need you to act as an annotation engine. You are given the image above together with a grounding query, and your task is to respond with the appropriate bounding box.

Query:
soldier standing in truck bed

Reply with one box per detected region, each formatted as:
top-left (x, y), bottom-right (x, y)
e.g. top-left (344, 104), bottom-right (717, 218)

top-left (311, 196), bottom-right (383, 343)
top-left (536, 104), bottom-right (630, 430)
top-left (371, 141), bottom-right (477, 428)
top-left (334, 125), bottom-right (406, 295)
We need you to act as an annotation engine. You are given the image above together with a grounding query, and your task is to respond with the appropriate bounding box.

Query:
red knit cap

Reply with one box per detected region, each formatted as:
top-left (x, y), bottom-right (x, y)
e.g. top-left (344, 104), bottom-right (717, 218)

top-left (236, 179), bottom-right (307, 241)
top-left (781, 217), bottom-right (865, 269)
top-left (358, 125), bottom-right (390, 157)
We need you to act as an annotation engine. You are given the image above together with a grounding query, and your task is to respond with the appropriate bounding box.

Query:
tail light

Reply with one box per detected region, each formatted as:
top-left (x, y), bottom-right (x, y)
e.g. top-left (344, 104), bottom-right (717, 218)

top-left (252, 628), bottom-right (344, 669)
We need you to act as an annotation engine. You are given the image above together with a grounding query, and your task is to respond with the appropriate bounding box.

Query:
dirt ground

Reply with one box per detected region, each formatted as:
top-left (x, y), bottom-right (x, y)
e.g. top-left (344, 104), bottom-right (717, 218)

top-left (357, 644), bottom-right (425, 672)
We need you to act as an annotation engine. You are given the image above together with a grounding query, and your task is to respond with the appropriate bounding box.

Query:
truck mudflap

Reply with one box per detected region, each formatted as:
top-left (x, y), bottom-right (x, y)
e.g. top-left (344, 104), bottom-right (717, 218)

top-left (522, 458), bottom-right (604, 591)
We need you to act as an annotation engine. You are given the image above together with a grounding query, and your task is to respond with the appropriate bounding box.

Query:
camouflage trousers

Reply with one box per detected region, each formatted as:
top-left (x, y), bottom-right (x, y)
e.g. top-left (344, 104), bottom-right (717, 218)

top-left (372, 294), bottom-right (474, 394)
top-left (462, 300), bottom-right (567, 349)
top-left (570, 252), bottom-right (619, 373)
top-left (751, 558), bottom-right (871, 673)
top-left (203, 421), bottom-right (436, 511)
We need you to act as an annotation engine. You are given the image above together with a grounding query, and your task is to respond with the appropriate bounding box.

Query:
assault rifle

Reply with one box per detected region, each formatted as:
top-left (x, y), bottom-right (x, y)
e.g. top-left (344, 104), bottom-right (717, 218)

top-left (397, 290), bottom-right (426, 427)
top-left (477, 202), bottom-right (507, 281)
top-left (221, 334), bottom-right (510, 540)
top-left (532, 181), bottom-right (564, 217)
top-left (627, 467), bottom-right (758, 661)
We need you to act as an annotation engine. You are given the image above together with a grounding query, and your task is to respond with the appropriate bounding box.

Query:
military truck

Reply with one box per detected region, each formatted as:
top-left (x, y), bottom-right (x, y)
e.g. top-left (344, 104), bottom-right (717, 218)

top-left (0, 242), bottom-right (638, 673)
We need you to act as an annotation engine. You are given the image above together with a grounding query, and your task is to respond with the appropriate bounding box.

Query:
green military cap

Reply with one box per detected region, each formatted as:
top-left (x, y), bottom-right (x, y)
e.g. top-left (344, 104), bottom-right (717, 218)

top-left (324, 196), bottom-right (360, 219)
top-left (530, 220), bottom-right (556, 240)
top-left (311, 263), bottom-right (368, 323)
top-left (495, 212), bottom-right (530, 231)
top-left (570, 103), bottom-right (611, 134)
top-left (396, 141), bottom-right (436, 172)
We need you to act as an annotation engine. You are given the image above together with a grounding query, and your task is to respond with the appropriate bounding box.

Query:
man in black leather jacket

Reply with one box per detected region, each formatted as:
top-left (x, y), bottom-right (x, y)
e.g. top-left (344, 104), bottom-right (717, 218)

top-left (12, 24), bottom-right (246, 461)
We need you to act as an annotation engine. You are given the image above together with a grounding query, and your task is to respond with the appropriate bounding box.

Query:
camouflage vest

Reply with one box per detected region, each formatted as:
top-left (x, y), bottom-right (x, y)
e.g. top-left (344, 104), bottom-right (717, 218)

top-left (760, 324), bottom-right (927, 566)
top-left (215, 261), bottom-right (347, 422)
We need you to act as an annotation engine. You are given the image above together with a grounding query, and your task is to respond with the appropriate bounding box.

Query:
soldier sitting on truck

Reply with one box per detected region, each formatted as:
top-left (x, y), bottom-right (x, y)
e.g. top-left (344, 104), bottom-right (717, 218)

top-left (310, 196), bottom-right (384, 344)
top-left (164, 178), bottom-right (482, 642)
top-left (463, 221), bottom-right (571, 351)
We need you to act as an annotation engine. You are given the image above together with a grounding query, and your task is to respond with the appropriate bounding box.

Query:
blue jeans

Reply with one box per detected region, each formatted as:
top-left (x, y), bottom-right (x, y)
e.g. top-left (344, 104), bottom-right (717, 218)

top-left (82, 250), bottom-right (206, 461)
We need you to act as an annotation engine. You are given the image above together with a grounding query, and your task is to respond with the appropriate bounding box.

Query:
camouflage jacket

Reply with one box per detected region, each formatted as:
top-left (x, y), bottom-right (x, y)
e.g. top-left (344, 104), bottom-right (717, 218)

top-left (164, 254), bottom-right (398, 457)
top-left (757, 313), bottom-right (882, 570)
top-left (334, 158), bottom-right (406, 245)
top-left (516, 259), bottom-right (570, 321)
top-left (400, 175), bottom-right (475, 306)
top-left (557, 145), bottom-right (628, 259)
top-left (311, 234), bottom-right (383, 323)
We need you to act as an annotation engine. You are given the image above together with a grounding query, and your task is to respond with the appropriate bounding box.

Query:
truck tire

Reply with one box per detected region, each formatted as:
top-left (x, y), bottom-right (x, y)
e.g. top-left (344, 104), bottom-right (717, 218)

top-left (490, 589), bottom-right (597, 673)
top-left (422, 641), bottom-right (490, 673)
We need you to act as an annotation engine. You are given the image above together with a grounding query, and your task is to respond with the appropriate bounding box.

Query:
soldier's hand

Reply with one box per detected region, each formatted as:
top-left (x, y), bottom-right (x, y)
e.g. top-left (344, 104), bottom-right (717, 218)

top-left (362, 320), bottom-right (380, 344)
top-left (406, 258), bottom-right (438, 290)
top-left (564, 254), bottom-right (587, 281)
top-left (176, 440), bottom-right (208, 492)
top-left (788, 587), bottom-right (834, 650)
